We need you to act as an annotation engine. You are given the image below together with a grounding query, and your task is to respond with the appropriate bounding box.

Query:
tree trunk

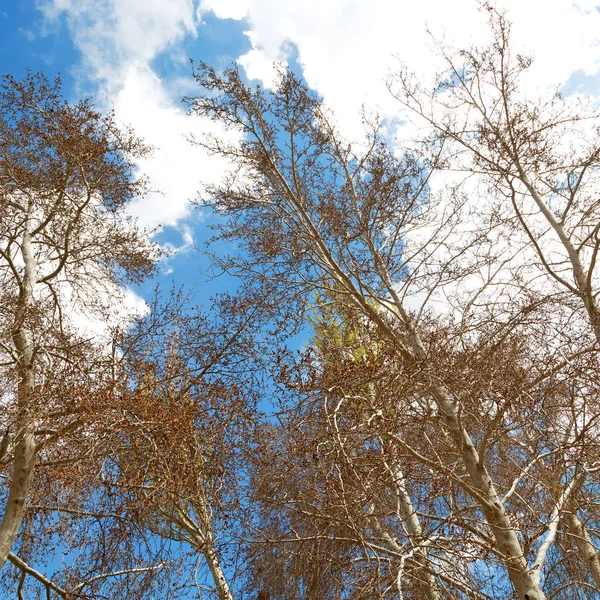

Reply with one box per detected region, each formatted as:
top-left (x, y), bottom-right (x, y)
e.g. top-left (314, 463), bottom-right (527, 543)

top-left (389, 464), bottom-right (441, 600)
top-left (0, 212), bottom-right (38, 569)
top-left (316, 234), bottom-right (545, 599)
top-left (398, 321), bottom-right (545, 600)
top-left (431, 382), bottom-right (543, 599)
top-left (204, 541), bottom-right (234, 600)
top-left (0, 420), bottom-right (36, 569)
top-left (181, 501), bottom-right (234, 600)
top-left (565, 511), bottom-right (600, 588)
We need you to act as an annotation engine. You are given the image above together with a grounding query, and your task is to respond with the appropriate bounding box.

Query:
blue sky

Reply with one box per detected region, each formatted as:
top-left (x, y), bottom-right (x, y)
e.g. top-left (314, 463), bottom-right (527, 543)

top-left (3, 0), bottom-right (600, 311)
top-left (0, 3), bottom-right (76, 82)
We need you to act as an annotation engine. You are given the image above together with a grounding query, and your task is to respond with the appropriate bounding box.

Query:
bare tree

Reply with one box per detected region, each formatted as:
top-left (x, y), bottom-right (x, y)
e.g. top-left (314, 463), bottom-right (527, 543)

top-left (186, 17), bottom-right (600, 595)
top-left (54, 291), bottom-right (270, 600)
top-left (105, 304), bottom-right (257, 600)
top-left (0, 71), bottom-right (155, 571)
top-left (248, 297), bottom-right (559, 600)
top-left (249, 302), bottom-right (455, 599)
top-left (389, 5), bottom-right (600, 597)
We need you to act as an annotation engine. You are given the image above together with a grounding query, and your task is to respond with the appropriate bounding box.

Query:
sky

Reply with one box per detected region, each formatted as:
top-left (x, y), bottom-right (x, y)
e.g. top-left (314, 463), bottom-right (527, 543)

top-left (3, 0), bottom-right (600, 308)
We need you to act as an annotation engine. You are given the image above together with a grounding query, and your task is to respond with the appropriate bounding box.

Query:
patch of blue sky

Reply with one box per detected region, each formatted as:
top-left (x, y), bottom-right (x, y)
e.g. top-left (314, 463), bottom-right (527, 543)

top-left (561, 68), bottom-right (600, 100)
top-left (0, 2), bottom-right (78, 95)
top-left (150, 12), bottom-right (251, 102)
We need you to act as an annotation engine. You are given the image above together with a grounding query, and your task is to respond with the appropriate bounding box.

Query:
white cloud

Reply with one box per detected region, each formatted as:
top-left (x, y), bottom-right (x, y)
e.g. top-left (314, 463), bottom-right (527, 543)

top-left (199, 0), bottom-right (600, 139)
top-left (38, 0), bottom-right (239, 233)
top-left (112, 63), bottom-right (235, 230)
top-left (160, 223), bottom-right (196, 257)
top-left (238, 42), bottom-right (284, 88)
top-left (40, 0), bottom-right (600, 231)
top-left (39, 0), bottom-right (196, 80)
top-left (197, 0), bottom-right (248, 20)
top-left (67, 285), bottom-right (151, 340)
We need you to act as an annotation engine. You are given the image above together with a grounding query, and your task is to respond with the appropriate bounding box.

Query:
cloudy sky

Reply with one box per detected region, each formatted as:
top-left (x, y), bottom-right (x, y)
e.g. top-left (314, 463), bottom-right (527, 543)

top-left (3, 0), bottom-right (600, 301)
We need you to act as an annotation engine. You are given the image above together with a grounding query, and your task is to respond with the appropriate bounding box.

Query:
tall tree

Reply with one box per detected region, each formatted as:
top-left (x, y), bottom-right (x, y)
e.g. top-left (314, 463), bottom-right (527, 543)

top-left (0, 72), bottom-right (155, 570)
top-left (4, 289), bottom-right (271, 599)
top-left (389, 6), bottom-right (600, 597)
top-left (103, 293), bottom-right (264, 600)
top-left (186, 11), bottom-right (600, 597)
top-left (248, 301), bottom-right (449, 599)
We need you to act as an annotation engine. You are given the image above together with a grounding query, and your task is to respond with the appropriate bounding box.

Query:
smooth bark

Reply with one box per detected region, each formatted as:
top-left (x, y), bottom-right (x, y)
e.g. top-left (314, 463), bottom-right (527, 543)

top-left (565, 511), bottom-right (600, 589)
top-left (0, 209), bottom-right (37, 569)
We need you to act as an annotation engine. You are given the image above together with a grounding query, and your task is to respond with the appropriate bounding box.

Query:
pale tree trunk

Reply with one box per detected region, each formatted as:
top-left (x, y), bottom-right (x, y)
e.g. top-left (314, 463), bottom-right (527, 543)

top-left (517, 175), bottom-right (600, 342)
top-left (0, 396), bottom-right (36, 570)
top-left (305, 213), bottom-right (544, 598)
top-left (532, 472), bottom-right (583, 589)
top-left (172, 501), bottom-right (234, 600)
top-left (249, 124), bottom-right (546, 600)
top-left (344, 281), bottom-right (546, 600)
top-left (565, 511), bottom-right (600, 588)
top-left (440, 405), bottom-right (542, 599)
top-left (203, 540), bottom-right (234, 600)
top-left (308, 216), bottom-right (545, 598)
top-left (316, 153), bottom-right (546, 597)
top-left (387, 462), bottom-right (440, 600)
top-left (0, 208), bottom-right (38, 569)
top-left (393, 315), bottom-right (545, 600)
top-left (195, 498), bottom-right (234, 600)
